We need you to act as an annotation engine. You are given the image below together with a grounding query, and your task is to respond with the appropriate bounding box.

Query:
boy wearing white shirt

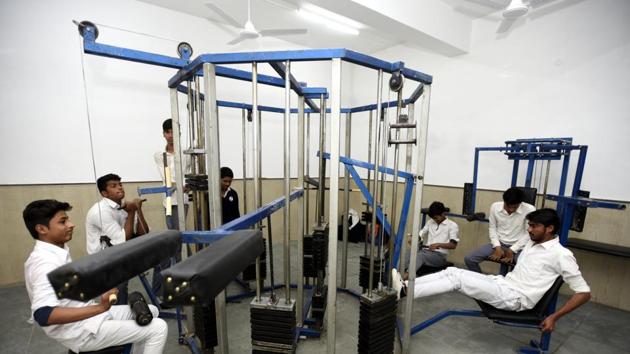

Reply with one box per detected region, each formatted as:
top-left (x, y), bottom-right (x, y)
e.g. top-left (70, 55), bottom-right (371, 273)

top-left (393, 208), bottom-right (591, 333)
top-left (403, 202), bottom-right (459, 280)
top-left (23, 199), bottom-right (167, 353)
top-left (465, 187), bottom-right (536, 273)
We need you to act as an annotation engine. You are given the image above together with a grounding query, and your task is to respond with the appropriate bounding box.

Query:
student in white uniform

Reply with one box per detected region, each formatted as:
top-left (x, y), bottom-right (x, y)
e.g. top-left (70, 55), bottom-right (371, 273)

top-left (392, 208), bottom-right (591, 332)
top-left (23, 199), bottom-right (167, 354)
top-left (85, 173), bottom-right (149, 304)
top-left (403, 201), bottom-right (459, 280)
top-left (465, 187), bottom-right (536, 273)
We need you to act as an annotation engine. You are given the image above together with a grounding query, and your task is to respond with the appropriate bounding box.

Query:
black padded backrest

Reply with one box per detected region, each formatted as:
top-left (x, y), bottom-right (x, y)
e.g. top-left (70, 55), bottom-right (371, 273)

top-left (49, 230), bottom-right (181, 301)
top-left (516, 186), bottom-right (537, 206)
top-left (476, 276), bottom-right (563, 325)
top-left (161, 229), bottom-right (264, 306)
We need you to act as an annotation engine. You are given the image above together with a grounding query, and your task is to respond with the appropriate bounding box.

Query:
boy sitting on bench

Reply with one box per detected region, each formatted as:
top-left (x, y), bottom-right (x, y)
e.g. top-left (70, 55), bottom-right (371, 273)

top-left (403, 201), bottom-right (459, 280)
top-left (392, 208), bottom-right (591, 332)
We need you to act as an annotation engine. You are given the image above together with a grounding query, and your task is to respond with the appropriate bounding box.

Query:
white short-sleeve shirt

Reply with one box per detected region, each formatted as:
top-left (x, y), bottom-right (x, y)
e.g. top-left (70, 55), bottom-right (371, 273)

top-left (25, 240), bottom-right (111, 352)
top-left (419, 218), bottom-right (460, 255)
top-left (85, 198), bottom-right (134, 254)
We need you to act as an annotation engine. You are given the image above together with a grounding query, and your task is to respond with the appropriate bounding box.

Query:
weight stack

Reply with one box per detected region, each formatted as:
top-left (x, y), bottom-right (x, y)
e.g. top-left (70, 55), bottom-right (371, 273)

top-left (357, 291), bottom-right (397, 354)
top-left (311, 285), bottom-right (327, 327)
top-left (303, 225), bottom-right (328, 278)
top-left (193, 302), bottom-right (217, 350)
top-left (243, 239), bottom-right (267, 282)
top-left (359, 255), bottom-right (384, 290)
top-left (251, 296), bottom-right (297, 354)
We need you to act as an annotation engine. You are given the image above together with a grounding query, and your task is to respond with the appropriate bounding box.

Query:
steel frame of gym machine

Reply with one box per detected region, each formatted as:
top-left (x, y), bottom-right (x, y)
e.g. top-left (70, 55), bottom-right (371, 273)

top-left (76, 20), bottom-right (434, 354)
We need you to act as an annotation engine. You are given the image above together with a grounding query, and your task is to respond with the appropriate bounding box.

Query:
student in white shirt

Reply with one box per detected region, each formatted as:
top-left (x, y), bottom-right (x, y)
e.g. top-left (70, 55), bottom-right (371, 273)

top-left (23, 199), bottom-right (167, 354)
top-left (403, 201), bottom-right (459, 280)
top-left (86, 173), bottom-right (149, 304)
top-left (465, 187), bottom-right (536, 273)
top-left (392, 208), bottom-right (591, 332)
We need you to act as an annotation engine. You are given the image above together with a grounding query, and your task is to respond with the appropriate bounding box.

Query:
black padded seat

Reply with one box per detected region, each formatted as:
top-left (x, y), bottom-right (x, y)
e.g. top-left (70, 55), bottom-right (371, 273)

top-left (475, 277), bottom-right (563, 325)
top-left (68, 345), bottom-right (128, 354)
top-left (416, 262), bottom-right (454, 277)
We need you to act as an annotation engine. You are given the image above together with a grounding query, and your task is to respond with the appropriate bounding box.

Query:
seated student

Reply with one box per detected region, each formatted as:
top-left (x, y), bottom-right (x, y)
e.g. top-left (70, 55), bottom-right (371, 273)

top-left (220, 167), bottom-right (240, 225)
top-left (465, 187), bottom-right (536, 273)
top-left (86, 173), bottom-right (149, 304)
top-left (403, 201), bottom-right (459, 280)
top-left (392, 208), bottom-right (590, 332)
top-left (23, 199), bottom-right (167, 353)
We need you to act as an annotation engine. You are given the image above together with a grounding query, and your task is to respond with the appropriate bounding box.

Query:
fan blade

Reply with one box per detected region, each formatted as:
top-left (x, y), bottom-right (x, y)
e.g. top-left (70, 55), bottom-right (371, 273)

top-left (496, 18), bottom-right (517, 33)
top-left (259, 29), bottom-right (308, 36)
top-left (463, 0), bottom-right (507, 10)
top-left (227, 35), bottom-right (248, 45)
top-left (205, 2), bottom-right (242, 29)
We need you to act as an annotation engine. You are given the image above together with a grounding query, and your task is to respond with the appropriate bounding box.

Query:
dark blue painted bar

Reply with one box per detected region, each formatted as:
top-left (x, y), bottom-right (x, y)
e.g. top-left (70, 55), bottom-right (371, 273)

top-left (84, 40), bottom-right (286, 88)
top-left (321, 152), bottom-right (414, 180)
top-left (168, 48), bottom-right (433, 87)
top-left (410, 310), bottom-right (485, 335)
top-left (269, 61), bottom-right (319, 111)
top-left (181, 189), bottom-right (303, 244)
top-left (545, 195), bottom-right (626, 209)
top-left (345, 164), bottom-right (392, 238)
top-left (137, 186), bottom-right (175, 195)
top-left (408, 83), bottom-right (425, 104)
top-left (348, 99), bottom-right (411, 113)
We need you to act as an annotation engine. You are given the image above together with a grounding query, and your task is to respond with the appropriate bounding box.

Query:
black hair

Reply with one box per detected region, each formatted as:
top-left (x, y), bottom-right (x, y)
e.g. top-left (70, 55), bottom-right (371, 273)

top-left (220, 167), bottom-right (234, 179)
top-left (162, 118), bottom-right (172, 132)
top-left (526, 208), bottom-right (560, 235)
top-left (97, 173), bottom-right (121, 193)
top-left (503, 187), bottom-right (525, 205)
top-left (23, 199), bottom-right (72, 239)
top-left (428, 201), bottom-right (446, 218)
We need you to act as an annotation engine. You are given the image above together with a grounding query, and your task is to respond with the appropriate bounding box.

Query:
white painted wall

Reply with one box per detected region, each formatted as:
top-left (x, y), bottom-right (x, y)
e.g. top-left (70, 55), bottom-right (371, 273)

top-left (348, 0), bottom-right (630, 201)
top-left (0, 0), bottom-right (349, 184)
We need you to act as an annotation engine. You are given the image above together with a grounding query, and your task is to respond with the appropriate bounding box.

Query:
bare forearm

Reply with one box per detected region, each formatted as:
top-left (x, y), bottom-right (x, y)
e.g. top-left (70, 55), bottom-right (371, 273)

top-left (136, 210), bottom-right (149, 236)
top-left (47, 305), bottom-right (106, 325)
top-left (124, 211), bottom-right (136, 240)
top-left (551, 292), bottom-right (591, 320)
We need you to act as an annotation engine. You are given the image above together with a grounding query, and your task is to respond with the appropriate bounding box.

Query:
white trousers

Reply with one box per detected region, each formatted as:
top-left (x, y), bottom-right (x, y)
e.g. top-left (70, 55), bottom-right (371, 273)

top-left (411, 267), bottom-right (524, 311)
top-left (78, 305), bottom-right (168, 354)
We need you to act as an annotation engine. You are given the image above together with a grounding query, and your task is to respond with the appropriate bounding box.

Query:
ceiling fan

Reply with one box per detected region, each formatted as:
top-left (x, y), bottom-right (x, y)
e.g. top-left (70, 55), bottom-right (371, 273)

top-left (205, 0), bottom-right (308, 45)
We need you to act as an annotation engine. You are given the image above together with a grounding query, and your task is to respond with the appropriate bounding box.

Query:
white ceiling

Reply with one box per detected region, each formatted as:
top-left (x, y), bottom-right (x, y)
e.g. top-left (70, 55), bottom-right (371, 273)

top-left (136, 0), bottom-right (570, 55)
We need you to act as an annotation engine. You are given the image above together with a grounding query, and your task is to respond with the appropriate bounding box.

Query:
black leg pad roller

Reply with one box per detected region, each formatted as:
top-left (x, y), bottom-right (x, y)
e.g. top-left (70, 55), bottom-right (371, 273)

top-left (48, 230), bottom-right (181, 301)
top-left (161, 230), bottom-right (264, 306)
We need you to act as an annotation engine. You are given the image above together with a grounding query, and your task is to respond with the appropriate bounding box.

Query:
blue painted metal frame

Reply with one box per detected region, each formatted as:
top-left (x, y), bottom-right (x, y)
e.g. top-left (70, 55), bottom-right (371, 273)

top-left (180, 189), bottom-right (303, 244)
top-left (168, 48), bottom-right (432, 89)
top-left (320, 152), bottom-right (414, 269)
top-left (138, 186), bottom-right (175, 197)
top-left (470, 137), bottom-right (582, 216)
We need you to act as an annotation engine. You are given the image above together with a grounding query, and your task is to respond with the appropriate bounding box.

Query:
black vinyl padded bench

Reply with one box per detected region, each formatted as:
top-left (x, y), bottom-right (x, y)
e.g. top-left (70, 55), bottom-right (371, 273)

top-left (68, 344), bottom-right (131, 354)
top-left (475, 277), bottom-right (564, 325)
top-left (567, 238), bottom-right (630, 259)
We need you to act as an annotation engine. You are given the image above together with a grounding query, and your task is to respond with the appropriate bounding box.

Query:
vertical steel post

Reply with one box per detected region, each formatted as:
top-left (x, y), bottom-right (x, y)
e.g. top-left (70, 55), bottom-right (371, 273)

top-left (306, 113), bottom-right (311, 229)
top-left (241, 109), bottom-right (248, 214)
top-left (202, 63), bottom-right (228, 354)
top-left (398, 103), bottom-right (414, 271)
top-left (317, 95), bottom-right (327, 225)
top-left (252, 62), bottom-right (262, 301)
top-left (388, 89), bottom-right (403, 289)
top-left (283, 60), bottom-right (292, 303)
top-left (341, 112), bottom-right (351, 288)
top-left (296, 95), bottom-right (306, 325)
top-left (368, 70), bottom-right (383, 297)
top-left (169, 88), bottom-right (187, 234)
top-left (402, 85), bottom-right (432, 354)
top-left (326, 57), bottom-right (342, 354)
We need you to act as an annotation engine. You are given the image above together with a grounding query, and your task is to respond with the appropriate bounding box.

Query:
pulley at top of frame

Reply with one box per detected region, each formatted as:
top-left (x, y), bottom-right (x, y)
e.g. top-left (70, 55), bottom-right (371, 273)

top-left (74, 20), bottom-right (99, 40)
top-left (389, 71), bottom-right (404, 92)
top-left (177, 42), bottom-right (193, 60)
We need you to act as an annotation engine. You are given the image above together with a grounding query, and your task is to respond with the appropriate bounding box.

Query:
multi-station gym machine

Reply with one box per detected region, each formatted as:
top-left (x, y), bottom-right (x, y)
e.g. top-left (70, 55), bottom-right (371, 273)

top-left (76, 20), bottom-right (434, 354)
